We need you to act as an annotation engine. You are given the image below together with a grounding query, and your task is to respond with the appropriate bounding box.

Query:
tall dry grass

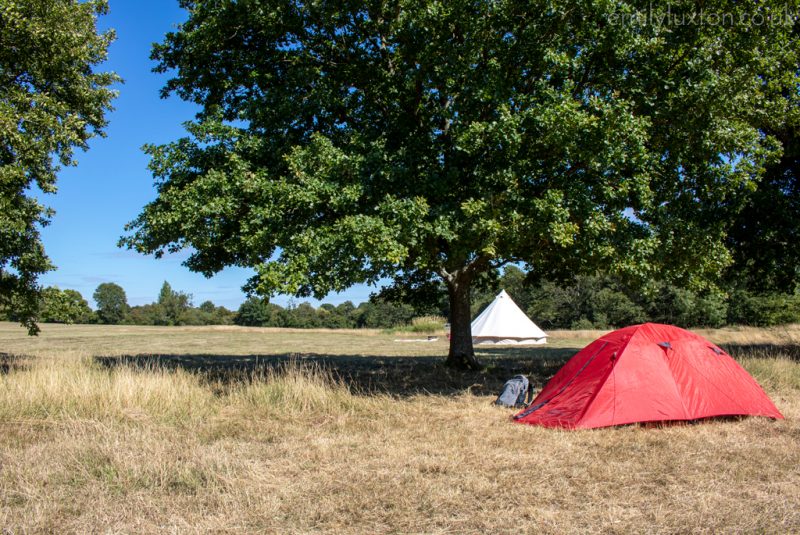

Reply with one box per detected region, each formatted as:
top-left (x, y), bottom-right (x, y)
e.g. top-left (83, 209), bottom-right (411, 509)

top-left (0, 355), bottom-right (371, 424)
top-left (0, 323), bottom-right (799, 533)
top-left (410, 315), bottom-right (448, 332)
top-left (0, 354), bottom-right (213, 424)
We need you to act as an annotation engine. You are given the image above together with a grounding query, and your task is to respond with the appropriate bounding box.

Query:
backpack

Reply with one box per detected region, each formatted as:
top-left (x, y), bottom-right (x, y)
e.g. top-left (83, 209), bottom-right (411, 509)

top-left (495, 375), bottom-right (531, 408)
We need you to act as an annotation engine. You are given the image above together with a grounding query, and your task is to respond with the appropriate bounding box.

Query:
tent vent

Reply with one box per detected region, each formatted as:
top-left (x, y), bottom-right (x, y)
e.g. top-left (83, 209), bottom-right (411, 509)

top-left (657, 342), bottom-right (672, 349)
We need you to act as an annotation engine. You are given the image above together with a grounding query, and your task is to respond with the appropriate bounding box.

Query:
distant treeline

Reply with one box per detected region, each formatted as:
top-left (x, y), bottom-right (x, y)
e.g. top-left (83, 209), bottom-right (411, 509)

top-left (0, 282), bottom-right (238, 327)
top-left (470, 267), bottom-right (800, 329)
top-left (0, 280), bottom-right (420, 329)
top-left (1, 270), bottom-right (798, 329)
top-left (392, 266), bottom-right (800, 330)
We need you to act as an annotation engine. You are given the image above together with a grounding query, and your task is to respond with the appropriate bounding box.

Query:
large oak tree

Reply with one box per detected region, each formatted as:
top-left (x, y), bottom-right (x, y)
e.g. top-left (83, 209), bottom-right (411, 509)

top-left (0, 0), bottom-right (118, 333)
top-left (726, 36), bottom-right (800, 293)
top-left (124, 0), bottom-right (796, 368)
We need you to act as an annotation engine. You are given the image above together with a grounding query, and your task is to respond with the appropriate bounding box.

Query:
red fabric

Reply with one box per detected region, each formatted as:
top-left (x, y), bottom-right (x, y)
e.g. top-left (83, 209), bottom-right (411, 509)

top-left (514, 323), bottom-right (784, 429)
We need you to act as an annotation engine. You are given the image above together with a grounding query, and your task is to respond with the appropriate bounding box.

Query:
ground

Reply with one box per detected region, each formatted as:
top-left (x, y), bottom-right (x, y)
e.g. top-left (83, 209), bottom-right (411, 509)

top-left (1, 322), bottom-right (799, 533)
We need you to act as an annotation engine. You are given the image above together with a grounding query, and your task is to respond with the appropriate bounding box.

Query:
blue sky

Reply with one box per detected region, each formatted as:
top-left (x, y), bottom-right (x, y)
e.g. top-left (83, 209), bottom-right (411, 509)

top-left (38, 0), bottom-right (376, 310)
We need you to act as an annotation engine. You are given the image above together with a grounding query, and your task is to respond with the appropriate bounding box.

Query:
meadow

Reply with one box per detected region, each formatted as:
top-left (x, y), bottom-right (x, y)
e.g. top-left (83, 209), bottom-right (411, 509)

top-left (1, 322), bottom-right (799, 533)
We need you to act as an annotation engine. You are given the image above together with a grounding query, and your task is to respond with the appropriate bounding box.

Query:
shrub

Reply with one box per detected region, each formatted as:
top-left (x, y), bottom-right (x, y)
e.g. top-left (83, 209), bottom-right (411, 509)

top-left (570, 317), bottom-right (596, 330)
top-left (727, 291), bottom-right (800, 326)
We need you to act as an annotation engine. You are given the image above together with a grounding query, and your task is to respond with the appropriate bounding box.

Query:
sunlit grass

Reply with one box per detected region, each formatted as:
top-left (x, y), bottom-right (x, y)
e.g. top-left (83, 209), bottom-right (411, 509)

top-left (0, 322), bottom-right (798, 533)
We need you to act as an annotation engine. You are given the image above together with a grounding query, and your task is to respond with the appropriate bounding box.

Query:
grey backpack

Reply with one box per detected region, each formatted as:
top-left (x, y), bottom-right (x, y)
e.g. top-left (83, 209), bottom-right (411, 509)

top-left (495, 375), bottom-right (531, 408)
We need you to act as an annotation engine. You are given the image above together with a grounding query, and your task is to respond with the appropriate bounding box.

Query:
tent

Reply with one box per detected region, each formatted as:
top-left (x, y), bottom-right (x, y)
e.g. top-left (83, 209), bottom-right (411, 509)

top-left (471, 290), bottom-right (547, 345)
top-left (514, 323), bottom-right (783, 429)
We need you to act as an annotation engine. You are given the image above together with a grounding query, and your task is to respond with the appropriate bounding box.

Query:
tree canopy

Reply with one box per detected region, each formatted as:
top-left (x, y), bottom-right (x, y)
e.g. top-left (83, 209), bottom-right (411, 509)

top-left (123, 0), bottom-right (799, 368)
top-left (39, 287), bottom-right (93, 324)
top-left (155, 281), bottom-right (192, 326)
top-left (0, 0), bottom-right (118, 334)
top-left (725, 52), bottom-right (800, 292)
top-left (93, 282), bottom-right (129, 324)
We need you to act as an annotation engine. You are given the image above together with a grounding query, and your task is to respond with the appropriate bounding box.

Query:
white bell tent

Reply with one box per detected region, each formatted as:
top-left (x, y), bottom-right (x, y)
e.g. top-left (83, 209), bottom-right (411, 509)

top-left (471, 290), bottom-right (547, 345)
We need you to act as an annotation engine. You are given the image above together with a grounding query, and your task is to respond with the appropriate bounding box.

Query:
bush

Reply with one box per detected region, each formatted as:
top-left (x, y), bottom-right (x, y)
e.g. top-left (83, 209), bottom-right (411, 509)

top-left (644, 285), bottom-right (729, 328)
top-left (692, 292), bottom-right (728, 328)
top-left (592, 288), bottom-right (646, 327)
top-left (727, 291), bottom-right (800, 326)
top-left (570, 317), bottom-right (596, 330)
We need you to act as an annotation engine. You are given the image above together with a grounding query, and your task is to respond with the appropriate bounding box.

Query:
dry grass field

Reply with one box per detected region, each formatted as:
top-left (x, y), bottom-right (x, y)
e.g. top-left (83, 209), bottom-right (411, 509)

top-left (1, 322), bottom-right (799, 533)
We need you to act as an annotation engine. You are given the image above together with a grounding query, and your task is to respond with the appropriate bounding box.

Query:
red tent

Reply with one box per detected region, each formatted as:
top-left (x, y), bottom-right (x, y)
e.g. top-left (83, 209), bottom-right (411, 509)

top-left (514, 323), bottom-right (783, 429)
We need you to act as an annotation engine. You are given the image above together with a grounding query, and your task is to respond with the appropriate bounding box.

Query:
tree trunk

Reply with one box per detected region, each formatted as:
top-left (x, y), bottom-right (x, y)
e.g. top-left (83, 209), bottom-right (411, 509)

top-left (445, 276), bottom-right (483, 370)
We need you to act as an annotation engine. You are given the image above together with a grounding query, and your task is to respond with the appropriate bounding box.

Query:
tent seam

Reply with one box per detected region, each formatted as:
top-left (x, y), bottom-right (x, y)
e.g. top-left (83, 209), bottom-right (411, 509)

top-left (658, 344), bottom-right (693, 420)
top-left (573, 331), bottom-right (637, 427)
top-left (514, 341), bottom-right (610, 421)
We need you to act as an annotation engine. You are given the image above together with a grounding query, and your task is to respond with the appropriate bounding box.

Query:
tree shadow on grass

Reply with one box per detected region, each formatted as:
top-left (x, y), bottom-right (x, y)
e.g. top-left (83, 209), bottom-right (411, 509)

top-left (93, 342), bottom-right (798, 398)
top-left (94, 347), bottom-right (580, 398)
top-left (722, 343), bottom-right (800, 362)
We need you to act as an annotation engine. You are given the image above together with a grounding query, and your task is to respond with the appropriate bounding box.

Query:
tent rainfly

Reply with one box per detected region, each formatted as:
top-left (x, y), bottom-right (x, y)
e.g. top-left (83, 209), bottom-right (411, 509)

top-left (514, 323), bottom-right (784, 429)
top-left (471, 290), bottom-right (547, 345)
